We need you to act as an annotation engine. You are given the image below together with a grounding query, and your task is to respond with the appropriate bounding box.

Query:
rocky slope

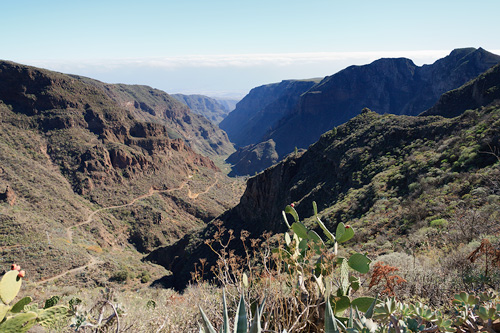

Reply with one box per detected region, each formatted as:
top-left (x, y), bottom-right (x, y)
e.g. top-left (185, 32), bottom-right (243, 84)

top-left (172, 93), bottom-right (232, 125)
top-left (219, 79), bottom-right (321, 148)
top-left (72, 79), bottom-right (235, 158)
top-left (146, 64), bottom-right (500, 290)
top-left (0, 60), bottom-right (244, 285)
top-left (225, 139), bottom-right (280, 176)
top-left (421, 62), bottom-right (500, 118)
top-left (224, 48), bottom-right (500, 175)
top-left (215, 98), bottom-right (238, 114)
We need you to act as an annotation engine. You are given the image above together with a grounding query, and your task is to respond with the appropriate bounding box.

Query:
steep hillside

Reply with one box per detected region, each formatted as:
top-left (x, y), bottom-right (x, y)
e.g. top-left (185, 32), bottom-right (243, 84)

top-left (422, 62), bottom-right (500, 118)
top-left (147, 67), bottom-right (500, 290)
top-left (0, 61), bottom-right (244, 285)
top-left (68, 78), bottom-right (235, 158)
top-left (226, 139), bottom-right (280, 176)
top-left (226, 48), bottom-right (500, 175)
top-left (172, 93), bottom-right (232, 125)
top-left (219, 79), bottom-right (321, 147)
top-left (215, 98), bottom-right (238, 113)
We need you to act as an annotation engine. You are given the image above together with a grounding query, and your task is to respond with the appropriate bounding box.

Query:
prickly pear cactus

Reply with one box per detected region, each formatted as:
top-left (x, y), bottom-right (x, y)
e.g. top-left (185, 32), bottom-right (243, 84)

top-left (0, 311), bottom-right (37, 332)
top-left (0, 303), bottom-right (10, 322)
top-left (0, 270), bottom-right (23, 305)
top-left (0, 264), bottom-right (71, 332)
top-left (37, 306), bottom-right (70, 328)
top-left (43, 295), bottom-right (60, 309)
top-left (10, 296), bottom-right (32, 313)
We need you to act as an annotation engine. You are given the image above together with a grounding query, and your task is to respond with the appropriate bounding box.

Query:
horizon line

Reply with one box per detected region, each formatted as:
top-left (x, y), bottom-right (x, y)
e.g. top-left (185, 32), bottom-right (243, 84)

top-left (16, 48), bottom-right (500, 71)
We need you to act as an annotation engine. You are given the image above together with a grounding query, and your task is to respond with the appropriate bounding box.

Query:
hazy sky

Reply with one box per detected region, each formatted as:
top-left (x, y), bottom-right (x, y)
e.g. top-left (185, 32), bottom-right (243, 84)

top-left (2, 0), bottom-right (499, 98)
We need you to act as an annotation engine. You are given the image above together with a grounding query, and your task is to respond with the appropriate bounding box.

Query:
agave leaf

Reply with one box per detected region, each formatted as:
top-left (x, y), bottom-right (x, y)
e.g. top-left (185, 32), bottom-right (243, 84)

top-left (284, 205), bottom-right (299, 223)
top-left (365, 294), bottom-right (378, 319)
top-left (222, 290), bottom-right (230, 333)
top-left (233, 295), bottom-right (247, 333)
top-left (259, 296), bottom-right (266, 316)
top-left (199, 305), bottom-right (217, 333)
top-left (249, 295), bottom-right (266, 333)
top-left (354, 305), bottom-right (362, 321)
top-left (325, 297), bottom-right (339, 333)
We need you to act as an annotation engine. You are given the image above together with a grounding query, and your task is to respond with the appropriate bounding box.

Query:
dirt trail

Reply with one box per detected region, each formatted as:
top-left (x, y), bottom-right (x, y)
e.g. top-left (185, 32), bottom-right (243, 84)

top-left (65, 179), bottom-right (189, 242)
top-left (187, 177), bottom-right (218, 199)
top-left (48, 175), bottom-right (217, 284)
top-left (36, 178), bottom-right (201, 284)
top-left (35, 255), bottom-right (103, 285)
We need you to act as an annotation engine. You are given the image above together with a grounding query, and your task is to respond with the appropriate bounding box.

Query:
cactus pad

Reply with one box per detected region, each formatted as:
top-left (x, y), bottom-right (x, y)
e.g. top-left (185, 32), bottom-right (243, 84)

top-left (0, 270), bottom-right (23, 305)
top-left (0, 311), bottom-right (37, 332)
top-left (0, 303), bottom-right (10, 322)
top-left (37, 306), bottom-right (69, 328)
top-left (10, 296), bottom-right (32, 313)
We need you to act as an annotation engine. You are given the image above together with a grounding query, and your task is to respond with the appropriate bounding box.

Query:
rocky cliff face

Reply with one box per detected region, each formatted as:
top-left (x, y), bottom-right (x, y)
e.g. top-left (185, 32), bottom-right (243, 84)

top-left (215, 98), bottom-right (238, 113)
top-left (219, 79), bottom-right (321, 148)
top-left (172, 93), bottom-right (232, 125)
top-left (422, 62), bottom-right (500, 118)
top-left (90, 83), bottom-right (235, 158)
top-left (225, 139), bottom-right (280, 176)
top-left (224, 48), bottom-right (500, 175)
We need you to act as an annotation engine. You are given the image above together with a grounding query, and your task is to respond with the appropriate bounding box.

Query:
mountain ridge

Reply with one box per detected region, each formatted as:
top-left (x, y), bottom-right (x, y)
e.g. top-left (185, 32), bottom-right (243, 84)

top-left (224, 48), bottom-right (500, 175)
top-left (219, 79), bottom-right (322, 148)
top-left (171, 93), bottom-right (234, 125)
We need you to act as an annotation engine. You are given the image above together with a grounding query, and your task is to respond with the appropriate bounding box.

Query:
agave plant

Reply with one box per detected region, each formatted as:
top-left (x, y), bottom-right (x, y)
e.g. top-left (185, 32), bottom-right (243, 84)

top-left (324, 294), bottom-right (379, 333)
top-left (198, 289), bottom-right (266, 333)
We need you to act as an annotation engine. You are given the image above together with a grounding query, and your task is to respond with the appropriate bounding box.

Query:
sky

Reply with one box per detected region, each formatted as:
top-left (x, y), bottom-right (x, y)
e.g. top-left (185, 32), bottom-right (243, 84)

top-left (2, 0), bottom-right (500, 99)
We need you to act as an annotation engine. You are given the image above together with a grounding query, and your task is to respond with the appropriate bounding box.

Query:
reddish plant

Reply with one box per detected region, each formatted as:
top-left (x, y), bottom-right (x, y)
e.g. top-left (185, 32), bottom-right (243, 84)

top-left (369, 261), bottom-right (407, 296)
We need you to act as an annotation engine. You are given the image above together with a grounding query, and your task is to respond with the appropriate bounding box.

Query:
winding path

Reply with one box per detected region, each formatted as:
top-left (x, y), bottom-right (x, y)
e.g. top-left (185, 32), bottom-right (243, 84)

top-left (187, 177), bottom-right (218, 199)
top-left (39, 175), bottom-right (219, 284)
top-left (35, 255), bottom-right (103, 285)
top-left (65, 179), bottom-right (190, 243)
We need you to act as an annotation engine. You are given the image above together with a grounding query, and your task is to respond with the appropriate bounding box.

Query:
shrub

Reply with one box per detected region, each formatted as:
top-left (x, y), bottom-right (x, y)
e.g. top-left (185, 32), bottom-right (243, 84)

top-left (139, 271), bottom-right (151, 283)
top-left (110, 270), bottom-right (129, 282)
top-left (430, 218), bottom-right (449, 228)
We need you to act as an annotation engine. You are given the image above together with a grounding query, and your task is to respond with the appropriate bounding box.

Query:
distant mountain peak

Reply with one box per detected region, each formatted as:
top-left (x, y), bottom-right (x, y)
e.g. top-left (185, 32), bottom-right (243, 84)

top-left (221, 48), bottom-right (500, 176)
top-left (171, 93), bottom-right (233, 125)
